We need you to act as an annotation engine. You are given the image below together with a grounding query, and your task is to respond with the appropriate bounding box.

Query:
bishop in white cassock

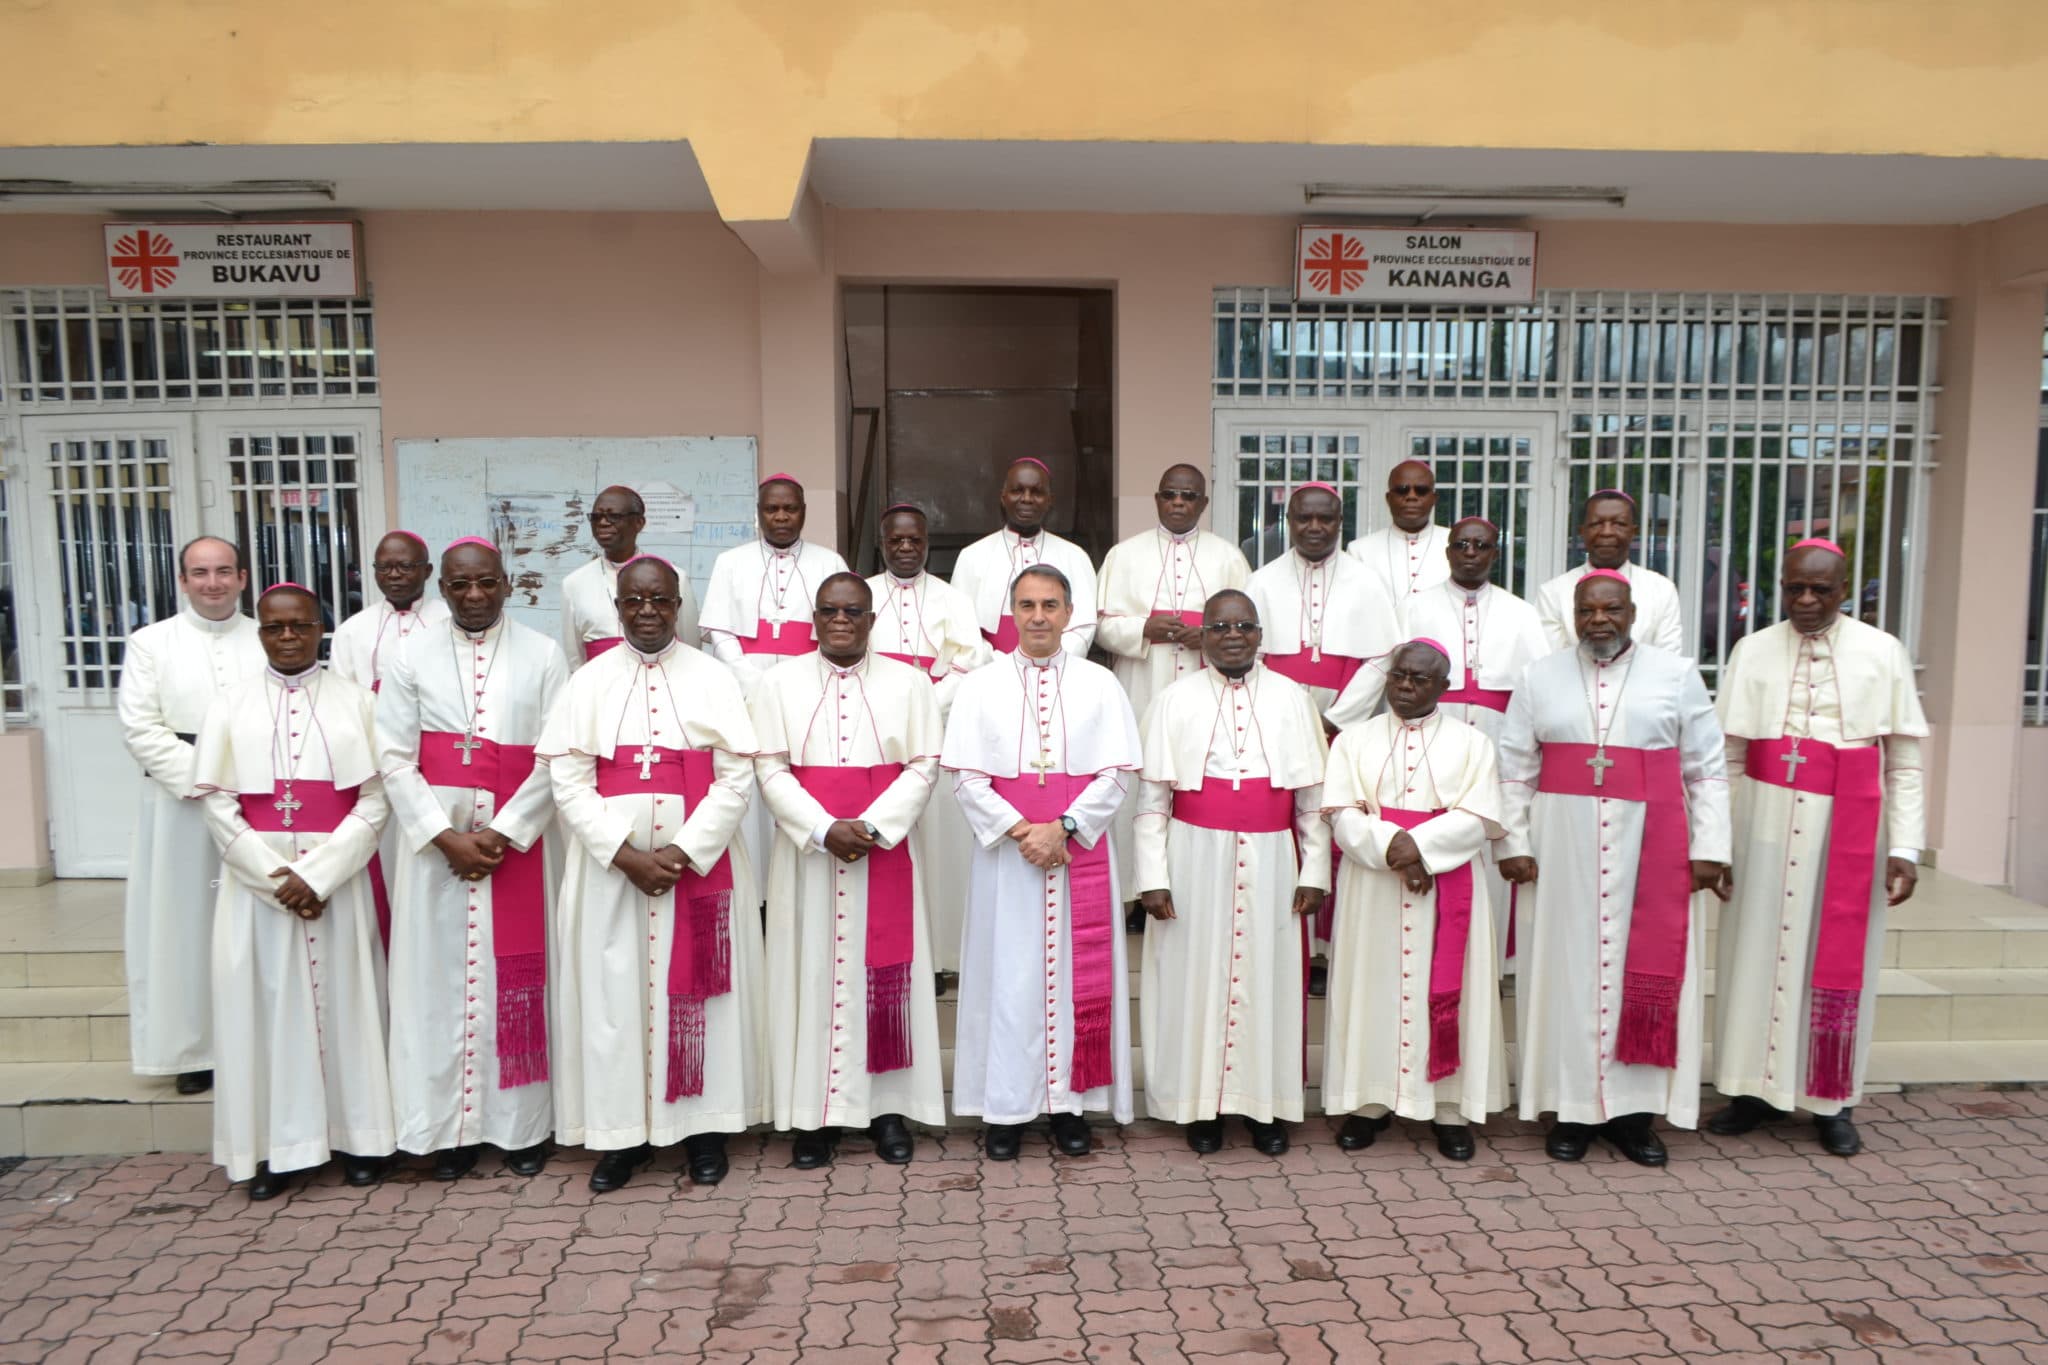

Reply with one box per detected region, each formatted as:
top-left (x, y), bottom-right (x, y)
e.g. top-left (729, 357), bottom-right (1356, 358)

top-left (1322, 641), bottom-right (1506, 1164)
top-left (1327, 517), bottom-right (1551, 971)
top-left (1534, 492), bottom-right (1685, 655)
top-left (753, 575), bottom-right (947, 1168)
top-left (561, 485), bottom-right (701, 666)
top-left (1096, 465), bottom-right (1251, 902)
top-left (867, 505), bottom-right (994, 978)
top-left (1345, 459), bottom-right (1452, 628)
top-left (117, 535), bottom-right (265, 1093)
top-left (329, 530), bottom-right (450, 691)
top-left (1132, 590), bottom-right (1327, 1156)
top-left (1706, 540), bottom-right (1928, 1159)
top-left (542, 555), bottom-right (765, 1193)
top-left (698, 474), bottom-right (848, 883)
top-left (949, 457), bottom-right (1098, 658)
top-left (194, 584), bottom-right (394, 1199)
top-left (377, 539), bottom-right (570, 1180)
top-left (1496, 571), bottom-right (1731, 1168)
top-left (942, 566), bottom-right (1141, 1160)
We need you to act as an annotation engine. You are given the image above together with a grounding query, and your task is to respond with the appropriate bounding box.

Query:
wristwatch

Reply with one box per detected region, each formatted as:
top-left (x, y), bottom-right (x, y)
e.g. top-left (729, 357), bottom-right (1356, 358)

top-left (1058, 815), bottom-right (1079, 836)
top-left (860, 820), bottom-right (879, 840)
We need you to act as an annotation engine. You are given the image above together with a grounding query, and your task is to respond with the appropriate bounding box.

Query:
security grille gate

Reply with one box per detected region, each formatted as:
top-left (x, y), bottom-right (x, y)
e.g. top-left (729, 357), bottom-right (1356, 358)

top-left (1214, 288), bottom-right (1940, 691)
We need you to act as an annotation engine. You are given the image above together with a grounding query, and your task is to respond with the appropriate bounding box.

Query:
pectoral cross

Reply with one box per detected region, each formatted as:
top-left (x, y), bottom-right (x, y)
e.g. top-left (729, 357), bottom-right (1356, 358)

top-left (1028, 750), bottom-right (1058, 787)
top-left (1586, 746), bottom-right (1615, 788)
top-left (451, 733), bottom-right (482, 767)
top-left (1780, 742), bottom-right (1808, 783)
top-left (273, 786), bottom-right (303, 829)
top-left (634, 743), bottom-right (662, 781)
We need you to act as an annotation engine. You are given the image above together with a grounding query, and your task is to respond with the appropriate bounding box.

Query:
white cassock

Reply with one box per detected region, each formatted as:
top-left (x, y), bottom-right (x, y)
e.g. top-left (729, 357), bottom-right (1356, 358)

top-left (949, 528), bottom-right (1099, 658)
top-left (867, 570), bottom-right (995, 974)
top-left (1097, 526), bottom-right (1251, 895)
top-left (1714, 617), bottom-right (1927, 1117)
top-left (942, 651), bottom-right (1141, 1125)
top-left (752, 653), bottom-right (946, 1131)
top-left (1497, 643), bottom-right (1730, 1128)
top-left (194, 667), bottom-right (394, 1181)
top-left (560, 554), bottom-right (702, 668)
top-left (377, 616), bottom-right (569, 1155)
top-left (116, 606), bottom-right (265, 1076)
top-left (541, 641), bottom-right (766, 1150)
top-left (1327, 580), bottom-right (1551, 970)
top-left (1346, 524), bottom-right (1452, 628)
top-left (1246, 550), bottom-right (1401, 720)
top-left (1321, 711), bottom-right (1506, 1125)
top-left (1132, 667), bottom-right (1328, 1125)
top-left (699, 538), bottom-right (848, 881)
top-left (1534, 562), bottom-right (1685, 656)
top-left (330, 597), bottom-right (451, 691)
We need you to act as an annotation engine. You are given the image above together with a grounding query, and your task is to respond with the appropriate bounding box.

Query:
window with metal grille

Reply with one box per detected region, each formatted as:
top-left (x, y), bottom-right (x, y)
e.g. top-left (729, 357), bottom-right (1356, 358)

top-left (3, 289), bottom-right (376, 406)
top-left (1215, 289), bottom-right (1940, 691)
top-left (2026, 312), bottom-right (2048, 724)
top-left (224, 426), bottom-right (371, 646)
top-left (0, 480), bottom-right (22, 719)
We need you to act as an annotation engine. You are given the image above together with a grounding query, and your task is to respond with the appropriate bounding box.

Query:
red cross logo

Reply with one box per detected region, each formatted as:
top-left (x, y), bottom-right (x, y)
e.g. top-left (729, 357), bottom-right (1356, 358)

top-left (110, 230), bottom-right (180, 294)
top-left (1303, 233), bottom-right (1368, 295)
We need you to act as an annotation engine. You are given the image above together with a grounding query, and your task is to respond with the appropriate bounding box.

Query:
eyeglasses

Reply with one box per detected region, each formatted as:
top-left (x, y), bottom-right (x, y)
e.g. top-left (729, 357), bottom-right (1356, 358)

top-left (1448, 539), bottom-right (1496, 553)
top-left (619, 594), bottom-right (679, 612)
top-left (373, 560), bottom-right (430, 573)
top-left (443, 577), bottom-right (504, 593)
top-left (1390, 484), bottom-right (1435, 497)
top-left (588, 509), bottom-right (640, 524)
top-left (814, 605), bottom-right (872, 620)
top-left (1201, 622), bottom-right (1262, 635)
top-left (257, 621), bottom-right (319, 638)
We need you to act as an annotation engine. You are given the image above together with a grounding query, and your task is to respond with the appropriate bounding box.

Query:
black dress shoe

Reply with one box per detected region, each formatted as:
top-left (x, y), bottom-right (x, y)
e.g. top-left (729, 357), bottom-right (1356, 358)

top-left (1602, 1118), bottom-right (1668, 1167)
top-left (1049, 1112), bottom-right (1092, 1156)
top-left (1125, 904), bottom-right (1147, 935)
top-left (684, 1132), bottom-right (729, 1185)
top-left (176, 1070), bottom-right (214, 1096)
top-left (432, 1145), bottom-right (481, 1181)
top-left (589, 1144), bottom-right (650, 1193)
top-left (869, 1114), bottom-right (914, 1165)
top-left (1432, 1123), bottom-right (1476, 1162)
top-left (1308, 963), bottom-right (1329, 999)
top-left (984, 1124), bottom-right (1022, 1161)
top-left (1336, 1113), bottom-right (1391, 1151)
top-left (340, 1154), bottom-right (385, 1187)
top-left (1705, 1095), bottom-right (1786, 1136)
top-left (1185, 1119), bottom-right (1224, 1154)
top-left (245, 1162), bottom-right (292, 1202)
top-left (1244, 1118), bottom-right (1289, 1156)
top-left (503, 1143), bottom-right (549, 1176)
top-left (1814, 1109), bottom-right (1862, 1157)
top-left (1545, 1122), bottom-right (1595, 1162)
top-left (791, 1128), bottom-right (839, 1169)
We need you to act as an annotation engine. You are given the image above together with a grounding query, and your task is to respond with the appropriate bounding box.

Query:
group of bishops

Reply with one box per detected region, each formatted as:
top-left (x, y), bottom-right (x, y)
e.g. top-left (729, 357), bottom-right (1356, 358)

top-left (117, 455), bottom-right (1926, 1200)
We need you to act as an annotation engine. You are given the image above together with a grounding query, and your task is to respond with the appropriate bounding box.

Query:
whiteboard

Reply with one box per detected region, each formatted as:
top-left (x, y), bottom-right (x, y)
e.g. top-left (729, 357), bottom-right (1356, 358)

top-left (394, 435), bottom-right (759, 637)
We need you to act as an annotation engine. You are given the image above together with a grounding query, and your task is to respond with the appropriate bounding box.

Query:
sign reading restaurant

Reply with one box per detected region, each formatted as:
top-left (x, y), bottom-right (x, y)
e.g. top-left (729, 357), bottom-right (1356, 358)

top-left (1295, 225), bottom-right (1536, 304)
top-left (103, 221), bottom-right (363, 299)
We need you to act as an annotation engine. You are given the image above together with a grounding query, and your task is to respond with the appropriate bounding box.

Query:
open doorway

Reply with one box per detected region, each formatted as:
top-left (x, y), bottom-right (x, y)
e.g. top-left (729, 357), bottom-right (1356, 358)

top-left (843, 285), bottom-right (1114, 577)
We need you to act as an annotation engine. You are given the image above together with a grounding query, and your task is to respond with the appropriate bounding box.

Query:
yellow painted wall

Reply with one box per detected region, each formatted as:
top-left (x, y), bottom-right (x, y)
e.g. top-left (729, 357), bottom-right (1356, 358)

top-left (9, 1), bottom-right (2048, 220)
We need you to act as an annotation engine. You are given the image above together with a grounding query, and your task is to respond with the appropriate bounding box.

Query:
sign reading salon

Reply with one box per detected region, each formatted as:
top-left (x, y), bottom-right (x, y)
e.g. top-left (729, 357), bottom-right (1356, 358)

top-left (103, 221), bottom-right (363, 299)
top-left (1295, 225), bottom-right (1536, 304)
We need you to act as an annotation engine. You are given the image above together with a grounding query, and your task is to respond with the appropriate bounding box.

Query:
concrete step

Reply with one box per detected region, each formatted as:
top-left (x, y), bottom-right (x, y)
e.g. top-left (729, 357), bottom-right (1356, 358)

top-left (0, 986), bottom-right (131, 1062)
top-left (0, 950), bottom-right (125, 989)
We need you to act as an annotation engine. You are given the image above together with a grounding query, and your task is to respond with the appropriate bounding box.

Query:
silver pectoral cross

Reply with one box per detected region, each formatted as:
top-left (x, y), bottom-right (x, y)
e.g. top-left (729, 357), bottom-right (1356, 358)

top-left (1780, 741), bottom-right (1809, 783)
top-left (274, 785), bottom-right (303, 829)
top-left (634, 743), bottom-right (662, 781)
top-left (1586, 746), bottom-right (1616, 788)
top-left (1028, 750), bottom-right (1058, 787)
top-left (451, 733), bottom-right (483, 767)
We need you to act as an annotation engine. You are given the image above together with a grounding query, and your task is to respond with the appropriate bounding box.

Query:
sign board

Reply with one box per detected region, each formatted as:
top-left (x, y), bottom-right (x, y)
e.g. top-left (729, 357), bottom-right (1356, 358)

top-left (1295, 226), bottom-right (1536, 304)
top-left (104, 221), bottom-right (363, 299)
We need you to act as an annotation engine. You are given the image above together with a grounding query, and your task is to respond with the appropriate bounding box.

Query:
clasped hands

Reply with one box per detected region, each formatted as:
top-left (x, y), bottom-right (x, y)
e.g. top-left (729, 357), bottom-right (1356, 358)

top-left (267, 867), bottom-right (325, 920)
top-left (612, 843), bottom-right (693, 898)
top-left (434, 827), bottom-right (507, 882)
top-left (1140, 612), bottom-right (1199, 648)
top-left (1006, 818), bottom-right (1071, 870)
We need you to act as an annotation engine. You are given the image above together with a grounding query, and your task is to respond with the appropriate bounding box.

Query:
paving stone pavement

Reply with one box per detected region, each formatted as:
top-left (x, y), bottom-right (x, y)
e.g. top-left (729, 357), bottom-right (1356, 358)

top-left (0, 1088), bottom-right (2045, 1363)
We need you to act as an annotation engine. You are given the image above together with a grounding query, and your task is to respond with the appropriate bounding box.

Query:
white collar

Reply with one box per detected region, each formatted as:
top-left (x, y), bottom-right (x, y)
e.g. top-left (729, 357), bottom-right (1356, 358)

top-left (458, 617), bottom-right (503, 645)
top-left (1017, 648), bottom-right (1063, 670)
top-left (630, 640), bottom-right (680, 665)
top-left (1160, 525), bottom-right (1198, 545)
top-left (182, 602), bottom-right (248, 635)
top-left (266, 664), bottom-right (319, 690)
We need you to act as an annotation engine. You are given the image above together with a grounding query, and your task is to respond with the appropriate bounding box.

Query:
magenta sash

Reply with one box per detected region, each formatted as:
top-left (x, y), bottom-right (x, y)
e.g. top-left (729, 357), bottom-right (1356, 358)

top-left (1440, 681), bottom-right (1513, 713)
top-left (1743, 736), bottom-right (1885, 1100)
top-left (993, 771), bottom-right (1115, 1093)
top-left (1379, 807), bottom-right (1475, 1082)
top-left (582, 636), bottom-right (623, 663)
top-left (1170, 779), bottom-right (1294, 834)
top-left (595, 745), bottom-right (736, 1101)
top-left (984, 615), bottom-right (1021, 653)
top-left (1263, 648), bottom-right (1363, 693)
top-left (879, 650), bottom-right (936, 672)
top-left (791, 763), bottom-right (916, 1073)
top-left (741, 619), bottom-right (814, 657)
top-left (238, 780), bottom-right (361, 834)
top-left (420, 732), bottom-right (549, 1089)
top-left (1537, 742), bottom-right (1692, 1069)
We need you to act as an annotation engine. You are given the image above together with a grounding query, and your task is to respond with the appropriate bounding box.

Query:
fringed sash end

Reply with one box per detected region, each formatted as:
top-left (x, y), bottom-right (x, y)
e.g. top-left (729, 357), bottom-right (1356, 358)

top-left (1615, 971), bottom-right (1681, 1069)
